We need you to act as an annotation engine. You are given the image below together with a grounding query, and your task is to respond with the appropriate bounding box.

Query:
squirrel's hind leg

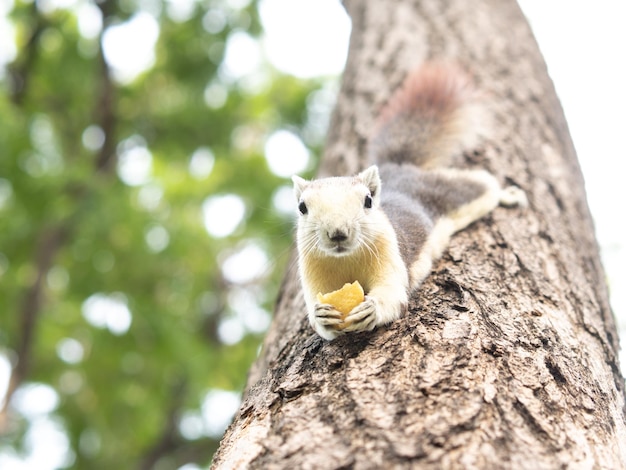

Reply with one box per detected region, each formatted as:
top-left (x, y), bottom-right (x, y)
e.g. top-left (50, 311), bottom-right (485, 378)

top-left (406, 168), bottom-right (526, 291)
top-left (422, 168), bottom-right (526, 233)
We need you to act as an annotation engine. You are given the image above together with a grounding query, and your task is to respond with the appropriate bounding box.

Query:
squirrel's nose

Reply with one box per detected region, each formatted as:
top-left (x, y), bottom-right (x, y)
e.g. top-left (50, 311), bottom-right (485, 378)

top-left (328, 229), bottom-right (348, 243)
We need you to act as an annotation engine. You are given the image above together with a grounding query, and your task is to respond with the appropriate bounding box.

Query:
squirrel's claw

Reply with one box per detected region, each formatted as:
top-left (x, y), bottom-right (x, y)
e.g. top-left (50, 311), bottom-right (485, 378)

top-left (342, 296), bottom-right (377, 332)
top-left (312, 303), bottom-right (346, 340)
top-left (313, 303), bottom-right (344, 326)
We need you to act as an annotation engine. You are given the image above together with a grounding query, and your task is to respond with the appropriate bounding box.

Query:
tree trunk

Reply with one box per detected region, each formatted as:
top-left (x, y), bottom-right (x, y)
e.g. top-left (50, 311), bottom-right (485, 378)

top-left (212, 0), bottom-right (626, 468)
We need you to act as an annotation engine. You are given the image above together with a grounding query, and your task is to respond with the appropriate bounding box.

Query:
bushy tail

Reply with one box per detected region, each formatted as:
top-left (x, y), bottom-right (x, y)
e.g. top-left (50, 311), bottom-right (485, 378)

top-left (368, 62), bottom-right (480, 169)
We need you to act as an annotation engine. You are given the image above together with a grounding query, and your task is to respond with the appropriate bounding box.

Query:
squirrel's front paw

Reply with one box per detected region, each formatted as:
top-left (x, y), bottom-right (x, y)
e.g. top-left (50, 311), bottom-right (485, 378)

top-left (341, 296), bottom-right (377, 333)
top-left (312, 303), bottom-right (344, 340)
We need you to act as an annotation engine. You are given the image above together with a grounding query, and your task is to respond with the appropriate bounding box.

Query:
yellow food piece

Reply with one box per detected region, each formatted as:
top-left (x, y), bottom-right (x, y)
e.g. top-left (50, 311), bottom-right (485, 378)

top-left (317, 281), bottom-right (365, 317)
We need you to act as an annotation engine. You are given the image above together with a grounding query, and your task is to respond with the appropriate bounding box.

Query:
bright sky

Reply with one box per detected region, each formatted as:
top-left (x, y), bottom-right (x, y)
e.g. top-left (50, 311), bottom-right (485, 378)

top-left (0, 1), bottom-right (625, 468)
top-left (517, 0), bottom-right (626, 349)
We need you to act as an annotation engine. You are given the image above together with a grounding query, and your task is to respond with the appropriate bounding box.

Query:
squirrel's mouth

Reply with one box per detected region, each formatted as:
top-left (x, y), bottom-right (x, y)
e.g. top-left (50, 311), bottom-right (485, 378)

top-left (322, 242), bottom-right (355, 257)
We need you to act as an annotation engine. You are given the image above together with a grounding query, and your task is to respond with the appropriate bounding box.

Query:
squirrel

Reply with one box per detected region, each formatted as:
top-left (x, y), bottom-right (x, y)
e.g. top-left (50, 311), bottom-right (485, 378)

top-left (292, 63), bottom-right (527, 341)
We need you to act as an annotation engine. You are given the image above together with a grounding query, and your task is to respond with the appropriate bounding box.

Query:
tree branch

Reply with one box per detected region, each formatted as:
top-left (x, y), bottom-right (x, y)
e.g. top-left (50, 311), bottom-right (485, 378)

top-left (94, 0), bottom-right (118, 173)
top-left (138, 379), bottom-right (187, 470)
top-left (8, 2), bottom-right (45, 105)
top-left (0, 224), bottom-right (68, 431)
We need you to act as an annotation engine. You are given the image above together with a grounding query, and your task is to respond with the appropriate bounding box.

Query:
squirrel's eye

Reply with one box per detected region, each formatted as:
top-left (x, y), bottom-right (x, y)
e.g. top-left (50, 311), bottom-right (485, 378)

top-left (298, 201), bottom-right (308, 215)
top-left (364, 194), bottom-right (373, 209)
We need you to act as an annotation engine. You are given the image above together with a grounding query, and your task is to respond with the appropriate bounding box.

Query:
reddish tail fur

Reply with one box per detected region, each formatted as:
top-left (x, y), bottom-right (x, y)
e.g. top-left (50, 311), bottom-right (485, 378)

top-left (368, 63), bottom-right (479, 168)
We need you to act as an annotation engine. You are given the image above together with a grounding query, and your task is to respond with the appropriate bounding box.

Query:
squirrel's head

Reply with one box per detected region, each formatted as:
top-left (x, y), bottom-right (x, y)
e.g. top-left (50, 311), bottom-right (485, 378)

top-left (292, 166), bottom-right (382, 257)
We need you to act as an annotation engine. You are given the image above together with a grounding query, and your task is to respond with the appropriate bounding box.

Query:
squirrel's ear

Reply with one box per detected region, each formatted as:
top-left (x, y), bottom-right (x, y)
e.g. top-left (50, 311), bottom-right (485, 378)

top-left (358, 166), bottom-right (381, 200)
top-left (292, 175), bottom-right (309, 201)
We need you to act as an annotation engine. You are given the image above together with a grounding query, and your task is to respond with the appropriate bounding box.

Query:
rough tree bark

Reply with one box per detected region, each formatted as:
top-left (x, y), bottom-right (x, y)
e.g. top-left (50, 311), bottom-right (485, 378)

top-left (212, 1), bottom-right (626, 468)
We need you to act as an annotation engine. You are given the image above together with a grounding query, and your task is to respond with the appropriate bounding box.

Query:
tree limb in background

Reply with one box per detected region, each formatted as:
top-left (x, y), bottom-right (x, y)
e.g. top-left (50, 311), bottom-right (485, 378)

top-left (139, 378), bottom-right (187, 470)
top-left (95, 0), bottom-right (118, 173)
top-left (8, 2), bottom-right (45, 105)
top-left (0, 225), bottom-right (68, 430)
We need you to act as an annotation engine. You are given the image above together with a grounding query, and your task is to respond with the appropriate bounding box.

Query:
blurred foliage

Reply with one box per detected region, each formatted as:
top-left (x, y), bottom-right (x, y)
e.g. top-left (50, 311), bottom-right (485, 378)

top-left (0, 0), bottom-right (332, 467)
